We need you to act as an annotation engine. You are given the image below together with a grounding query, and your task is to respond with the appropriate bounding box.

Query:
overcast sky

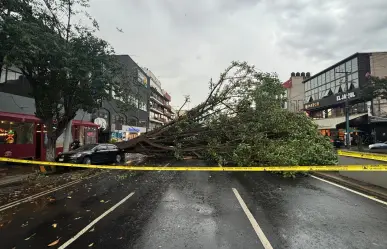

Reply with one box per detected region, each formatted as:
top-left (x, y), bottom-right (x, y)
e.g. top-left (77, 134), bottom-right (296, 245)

top-left (89, 0), bottom-right (387, 108)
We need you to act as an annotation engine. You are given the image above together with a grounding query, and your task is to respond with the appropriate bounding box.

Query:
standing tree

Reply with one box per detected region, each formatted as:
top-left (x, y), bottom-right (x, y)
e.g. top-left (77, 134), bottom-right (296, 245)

top-left (1, 0), bottom-right (133, 161)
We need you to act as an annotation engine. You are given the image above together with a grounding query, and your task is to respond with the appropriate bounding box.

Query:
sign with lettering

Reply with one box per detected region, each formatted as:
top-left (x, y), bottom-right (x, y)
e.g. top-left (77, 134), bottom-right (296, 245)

top-left (304, 102), bottom-right (320, 109)
top-left (336, 92), bottom-right (355, 101)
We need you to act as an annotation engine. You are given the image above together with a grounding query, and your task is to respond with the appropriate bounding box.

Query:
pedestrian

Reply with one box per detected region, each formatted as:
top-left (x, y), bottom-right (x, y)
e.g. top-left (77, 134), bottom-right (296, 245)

top-left (70, 140), bottom-right (81, 150)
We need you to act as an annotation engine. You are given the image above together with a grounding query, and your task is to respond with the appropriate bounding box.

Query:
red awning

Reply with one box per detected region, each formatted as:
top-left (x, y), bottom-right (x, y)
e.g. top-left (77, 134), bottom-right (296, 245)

top-left (282, 78), bottom-right (292, 89)
top-left (72, 120), bottom-right (99, 127)
top-left (0, 111), bottom-right (41, 122)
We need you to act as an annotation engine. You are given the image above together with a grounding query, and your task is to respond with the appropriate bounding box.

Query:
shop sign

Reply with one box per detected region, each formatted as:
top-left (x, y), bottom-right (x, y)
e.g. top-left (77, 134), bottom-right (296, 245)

top-left (336, 92), bottom-right (355, 101)
top-left (304, 102), bottom-right (320, 109)
top-left (94, 118), bottom-right (107, 131)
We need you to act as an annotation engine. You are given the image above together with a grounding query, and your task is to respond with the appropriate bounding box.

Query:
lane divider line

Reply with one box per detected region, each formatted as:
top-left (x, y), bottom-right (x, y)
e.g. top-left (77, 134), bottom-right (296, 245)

top-left (0, 173), bottom-right (101, 212)
top-left (0, 180), bottom-right (81, 212)
top-left (232, 188), bottom-right (274, 249)
top-left (311, 175), bottom-right (387, 206)
top-left (58, 191), bottom-right (135, 249)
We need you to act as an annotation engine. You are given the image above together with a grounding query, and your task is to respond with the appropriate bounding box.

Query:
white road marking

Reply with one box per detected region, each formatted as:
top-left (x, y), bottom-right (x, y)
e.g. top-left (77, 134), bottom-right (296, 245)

top-left (58, 191), bottom-right (135, 249)
top-left (232, 188), bottom-right (274, 249)
top-left (0, 180), bottom-right (82, 212)
top-left (311, 175), bottom-right (387, 206)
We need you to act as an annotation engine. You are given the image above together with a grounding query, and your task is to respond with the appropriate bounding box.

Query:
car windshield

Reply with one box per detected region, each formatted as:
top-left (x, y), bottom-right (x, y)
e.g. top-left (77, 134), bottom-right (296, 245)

top-left (72, 144), bottom-right (98, 152)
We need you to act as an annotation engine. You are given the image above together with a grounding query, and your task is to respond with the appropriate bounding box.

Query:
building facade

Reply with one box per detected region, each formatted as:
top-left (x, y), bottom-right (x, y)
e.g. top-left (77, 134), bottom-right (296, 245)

top-left (282, 72), bottom-right (310, 112)
top-left (303, 52), bottom-right (387, 143)
top-left (142, 68), bottom-right (174, 131)
top-left (93, 55), bottom-right (150, 142)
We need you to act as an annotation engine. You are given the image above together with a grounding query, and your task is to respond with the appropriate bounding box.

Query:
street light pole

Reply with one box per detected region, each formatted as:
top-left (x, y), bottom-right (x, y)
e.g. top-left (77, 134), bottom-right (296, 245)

top-left (344, 72), bottom-right (350, 149)
top-left (336, 71), bottom-right (351, 148)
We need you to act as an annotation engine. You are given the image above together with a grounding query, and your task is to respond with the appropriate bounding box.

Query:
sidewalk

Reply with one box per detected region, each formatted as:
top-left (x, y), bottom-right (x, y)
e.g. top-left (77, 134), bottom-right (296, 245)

top-left (0, 163), bottom-right (37, 187)
top-left (312, 171), bottom-right (387, 201)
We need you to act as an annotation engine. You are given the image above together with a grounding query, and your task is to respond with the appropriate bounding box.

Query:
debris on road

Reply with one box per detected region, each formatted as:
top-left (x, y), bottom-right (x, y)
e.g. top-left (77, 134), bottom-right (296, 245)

top-left (47, 238), bottom-right (60, 247)
top-left (24, 233), bottom-right (36, 241)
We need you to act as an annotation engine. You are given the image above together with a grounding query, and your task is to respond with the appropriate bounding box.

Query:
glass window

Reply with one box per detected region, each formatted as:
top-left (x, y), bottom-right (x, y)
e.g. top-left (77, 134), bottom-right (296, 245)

top-left (352, 57), bottom-right (358, 72)
top-left (353, 78), bottom-right (359, 89)
top-left (326, 71), bottom-right (332, 83)
top-left (330, 82), bottom-right (335, 89)
top-left (346, 60), bottom-right (352, 72)
top-left (0, 67), bottom-right (6, 84)
top-left (341, 83), bottom-right (347, 91)
top-left (335, 66), bottom-right (340, 74)
top-left (339, 63), bottom-right (345, 72)
top-left (316, 76), bottom-right (320, 86)
top-left (352, 72), bottom-right (358, 80)
top-left (305, 82), bottom-right (309, 91)
top-left (307, 81), bottom-right (311, 89)
top-left (0, 121), bottom-right (34, 144)
top-left (334, 85), bottom-right (341, 94)
top-left (84, 127), bottom-right (97, 144)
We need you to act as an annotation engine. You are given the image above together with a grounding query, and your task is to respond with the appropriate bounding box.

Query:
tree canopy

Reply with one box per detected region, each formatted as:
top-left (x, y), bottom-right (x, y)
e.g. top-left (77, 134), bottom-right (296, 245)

top-left (1, 0), bottom-right (133, 160)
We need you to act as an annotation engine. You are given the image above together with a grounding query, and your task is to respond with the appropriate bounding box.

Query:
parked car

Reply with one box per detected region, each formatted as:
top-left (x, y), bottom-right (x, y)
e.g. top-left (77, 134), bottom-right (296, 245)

top-left (369, 141), bottom-right (387, 150)
top-left (56, 143), bottom-right (125, 164)
top-left (332, 138), bottom-right (344, 148)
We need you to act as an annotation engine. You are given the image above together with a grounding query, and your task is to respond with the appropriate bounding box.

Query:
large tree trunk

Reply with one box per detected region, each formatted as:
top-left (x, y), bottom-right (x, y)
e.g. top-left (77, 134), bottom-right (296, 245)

top-left (63, 121), bottom-right (72, 152)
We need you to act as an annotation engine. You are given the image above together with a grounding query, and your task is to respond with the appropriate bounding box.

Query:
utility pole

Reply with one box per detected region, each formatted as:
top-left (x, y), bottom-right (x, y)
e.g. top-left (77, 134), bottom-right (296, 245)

top-left (336, 71), bottom-right (351, 148)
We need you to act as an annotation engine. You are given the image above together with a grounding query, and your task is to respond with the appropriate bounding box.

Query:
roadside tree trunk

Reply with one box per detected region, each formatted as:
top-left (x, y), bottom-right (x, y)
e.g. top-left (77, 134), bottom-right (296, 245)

top-left (63, 121), bottom-right (72, 152)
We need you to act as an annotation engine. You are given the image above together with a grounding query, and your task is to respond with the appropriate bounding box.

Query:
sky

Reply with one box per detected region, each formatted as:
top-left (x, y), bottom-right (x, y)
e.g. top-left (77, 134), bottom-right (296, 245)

top-left (88, 0), bottom-right (387, 108)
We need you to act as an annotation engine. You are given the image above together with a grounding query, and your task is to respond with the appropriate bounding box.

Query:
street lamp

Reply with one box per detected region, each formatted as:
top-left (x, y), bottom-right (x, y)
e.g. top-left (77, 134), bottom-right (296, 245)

top-left (335, 71), bottom-right (350, 148)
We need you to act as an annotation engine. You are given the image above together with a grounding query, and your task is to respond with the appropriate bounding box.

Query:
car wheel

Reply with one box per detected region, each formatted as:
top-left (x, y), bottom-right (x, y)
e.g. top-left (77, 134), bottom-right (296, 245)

top-left (83, 157), bottom-right (91, 164)
top-left (115, 154), bottom-right (122, 163)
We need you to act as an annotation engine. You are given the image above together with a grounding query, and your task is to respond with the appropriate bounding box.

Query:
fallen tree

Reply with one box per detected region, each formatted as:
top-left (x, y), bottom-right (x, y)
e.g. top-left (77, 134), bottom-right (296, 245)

top-left (116, 62), bottom-right (338, 169)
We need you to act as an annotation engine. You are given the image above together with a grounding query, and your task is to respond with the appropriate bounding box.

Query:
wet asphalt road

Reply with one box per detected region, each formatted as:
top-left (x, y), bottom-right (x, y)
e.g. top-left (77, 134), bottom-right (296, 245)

top-left (0, 159), bottom-right (387, 249)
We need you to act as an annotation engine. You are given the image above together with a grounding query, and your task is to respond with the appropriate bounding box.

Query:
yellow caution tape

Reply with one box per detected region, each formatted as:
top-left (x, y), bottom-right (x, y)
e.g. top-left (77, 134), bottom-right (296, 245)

top-left (1, 157), bottom-right (387, 171)
top-left (338, 150), bottom-right (387, 162)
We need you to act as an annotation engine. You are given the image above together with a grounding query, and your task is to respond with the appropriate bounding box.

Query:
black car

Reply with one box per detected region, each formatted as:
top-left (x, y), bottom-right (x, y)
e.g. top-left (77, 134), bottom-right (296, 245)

top-left (56, 143), bottom-right (125, 164)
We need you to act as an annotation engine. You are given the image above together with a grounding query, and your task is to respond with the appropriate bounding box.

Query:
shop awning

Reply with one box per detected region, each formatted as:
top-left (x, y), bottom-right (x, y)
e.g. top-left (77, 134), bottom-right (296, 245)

top-left (72, 120), bottom-right (99, 127)
top-left (0, 111), bottom-right (41, 122)
top-left (313, 113), bottom-right (367, 129)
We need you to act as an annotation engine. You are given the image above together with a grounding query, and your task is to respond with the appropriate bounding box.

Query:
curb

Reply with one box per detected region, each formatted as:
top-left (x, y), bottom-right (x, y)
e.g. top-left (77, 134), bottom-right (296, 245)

top-left (312, 172), bottom-right (387, 202)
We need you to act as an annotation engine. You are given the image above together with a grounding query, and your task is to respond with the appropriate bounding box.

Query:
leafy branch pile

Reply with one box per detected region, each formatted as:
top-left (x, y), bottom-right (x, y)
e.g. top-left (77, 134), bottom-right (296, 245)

top-left (116, 62), bottom-right (338, 168)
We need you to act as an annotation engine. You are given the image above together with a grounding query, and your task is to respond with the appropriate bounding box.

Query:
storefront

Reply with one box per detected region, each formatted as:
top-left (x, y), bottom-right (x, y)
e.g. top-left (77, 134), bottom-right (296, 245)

top-left (0, 111), bottom-right (98, 160)
top-left (111, 125), bottom-right (146, 142)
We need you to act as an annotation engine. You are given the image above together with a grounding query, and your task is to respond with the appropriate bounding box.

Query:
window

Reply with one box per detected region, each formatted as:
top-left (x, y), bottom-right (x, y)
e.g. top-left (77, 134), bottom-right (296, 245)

top-left (0, 121), bottom-right (34, 144)
top-left (138, 71), bottom-right (147, 86)
top-left (139, 101), bottom-right (147, 111)
top-left (352, 58), bottom-right (358, 72)
top-left (352, 72), bottom-right (358, 80)
top-left (107, 144), bottom-right (117, 150)
top-left (325, 71), bottom-right (332, 83)
top-left (345, 60), bottom-right (352, 72)
top-left (0, 67), bottom-right (6, 84)
top-left (353, 78), bottom-right (359, 88)
top-left (339, 63), bottom-right (345, 73)
top-left (84, 127), bottom-right (97, 144)
top-left (334, 85), bottom-right (341, 94)
top-left (319, 91), bottom-right (325, 99)
top-left (97, 145), bottom-right (108, 150)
